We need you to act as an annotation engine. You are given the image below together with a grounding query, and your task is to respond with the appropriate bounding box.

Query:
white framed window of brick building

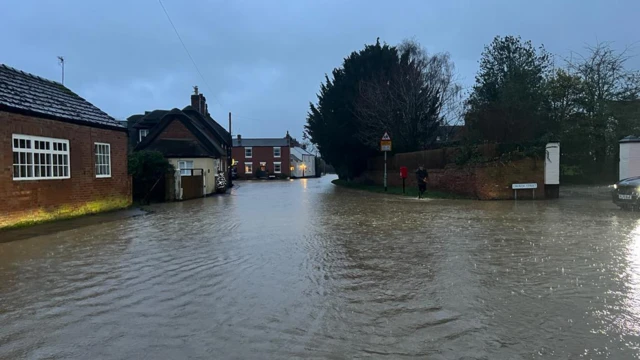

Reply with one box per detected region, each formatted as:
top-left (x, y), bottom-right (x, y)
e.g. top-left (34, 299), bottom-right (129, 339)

top-left (178, 160), bottom-right (194, 176)
top-left (273, 147), bottom-right (281, 158)
top-left (245, 147), bottom-right (253, 158)
top-left (12, 134), bottom-right (70, 180)
top-left (245, 162), bottom-right (253, 174)
top-left (139, 129), bottom-right (149, 142)
top-left (274, 162), bottom-right (282, 174)
top-left (94, 143), bottom-right (111, 178)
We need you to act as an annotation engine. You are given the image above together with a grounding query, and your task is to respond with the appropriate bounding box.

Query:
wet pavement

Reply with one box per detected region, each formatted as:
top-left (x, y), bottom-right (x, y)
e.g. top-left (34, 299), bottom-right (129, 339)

top-left (1, 177), bottom-right (639, 359)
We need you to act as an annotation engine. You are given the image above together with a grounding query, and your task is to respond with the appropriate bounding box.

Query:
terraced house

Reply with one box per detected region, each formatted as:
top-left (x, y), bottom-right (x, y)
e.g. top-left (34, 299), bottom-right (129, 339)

top-left (232, 135), bottom-right (291, 179)
top-left (0, 64), bottom-right (131, 229)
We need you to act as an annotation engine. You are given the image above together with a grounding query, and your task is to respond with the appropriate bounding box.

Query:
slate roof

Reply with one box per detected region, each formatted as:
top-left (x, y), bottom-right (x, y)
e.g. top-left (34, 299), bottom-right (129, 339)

top-left (0, 64), bottom-right (123, 130)
top-left (232, 138), bottom-right (290, 147)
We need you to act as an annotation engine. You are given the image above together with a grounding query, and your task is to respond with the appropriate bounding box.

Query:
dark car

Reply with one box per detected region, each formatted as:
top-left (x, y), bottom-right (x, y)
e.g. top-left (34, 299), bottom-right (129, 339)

top-left (612, 176), bottom-right (640, 210)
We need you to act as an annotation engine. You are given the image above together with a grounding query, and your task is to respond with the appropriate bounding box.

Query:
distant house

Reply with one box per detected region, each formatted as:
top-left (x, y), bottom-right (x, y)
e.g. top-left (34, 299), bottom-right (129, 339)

top-left (290, 146), bottom-right (316, 178)
top-left (0, 64), bottom-right (131, 229)
top-left (232, 134), bottom-right (291, 179)
top-left (128, 90), bottom-right (231, 197)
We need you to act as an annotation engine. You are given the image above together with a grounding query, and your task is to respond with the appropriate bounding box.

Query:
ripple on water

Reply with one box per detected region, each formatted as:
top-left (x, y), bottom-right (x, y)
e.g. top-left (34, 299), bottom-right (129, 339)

top-left (1, 180), bottom-right (640, 359)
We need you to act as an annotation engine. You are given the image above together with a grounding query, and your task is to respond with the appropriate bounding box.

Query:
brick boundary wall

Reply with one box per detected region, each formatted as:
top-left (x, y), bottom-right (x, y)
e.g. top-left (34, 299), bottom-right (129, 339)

top-left (355, 147), bottom-right (545, 200)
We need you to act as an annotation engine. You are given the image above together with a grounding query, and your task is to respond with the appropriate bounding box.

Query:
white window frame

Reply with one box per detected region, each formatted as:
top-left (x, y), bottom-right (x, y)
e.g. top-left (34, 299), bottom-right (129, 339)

top-left (274, 161), bottom-right (282, 174)
top-left (178, 160), bottom-right (194, 176)
top-left (245, 162), bottom-right (253, 174)
top-left (273, 147), bottom-right (281, 158)
top-left (94, 142), bottom-right (111, 178)
top-left (12, 134), bottom-right (70, 181)
top-left (245, 147), bottom-right (253, 158)
top-left (139, 129), bottom-right (149, 142)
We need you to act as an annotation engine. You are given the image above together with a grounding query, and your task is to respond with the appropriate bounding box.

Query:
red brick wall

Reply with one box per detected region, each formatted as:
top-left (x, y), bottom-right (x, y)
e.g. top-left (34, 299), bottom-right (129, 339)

top-left (232, 146), bottom-right (291, 178)
top-left (0, 111), bottom-right (132, 228)
top-left (356, 154), bottom-right (545, 200)
top-left (158, 119), bottom-right (193, 139)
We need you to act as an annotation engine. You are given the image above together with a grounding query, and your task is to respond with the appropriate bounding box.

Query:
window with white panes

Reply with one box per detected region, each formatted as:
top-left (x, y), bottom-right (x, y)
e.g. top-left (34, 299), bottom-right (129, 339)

top-left (12, 134), bottom-right (70, 180)
top-left (179, 160), bottom-right (194, 176)
top-left (274, 162), bottom-right (282, 173)
top-left (245, 147), bottom-right (252, 158)
top-left (273, 147), bottom-right (281, 158)
top-left (94, 143), bottom-right (111, 178)
top-left (139, 129), bottom-right (149, 142)
top-left (245, 162), bottom-right (253, 174)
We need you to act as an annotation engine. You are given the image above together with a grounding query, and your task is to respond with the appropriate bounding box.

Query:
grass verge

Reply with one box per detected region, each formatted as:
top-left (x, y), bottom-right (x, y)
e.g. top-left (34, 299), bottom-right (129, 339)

top-left (331, 179), bottom-right (471, 200)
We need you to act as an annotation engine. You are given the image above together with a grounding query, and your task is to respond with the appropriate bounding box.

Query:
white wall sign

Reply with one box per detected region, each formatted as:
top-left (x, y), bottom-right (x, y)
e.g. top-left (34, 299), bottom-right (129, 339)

top-left (512, 183), bottom-right (538, 189)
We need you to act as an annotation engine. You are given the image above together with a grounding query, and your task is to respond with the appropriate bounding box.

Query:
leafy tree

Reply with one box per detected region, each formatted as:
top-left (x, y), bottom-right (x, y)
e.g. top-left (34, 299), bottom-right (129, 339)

top-left (305, 39), bottom-right (398, 179)
top-left (465, 35), bottom-right (552, 143)
top-left (128, 151), bottom-right (174, 201)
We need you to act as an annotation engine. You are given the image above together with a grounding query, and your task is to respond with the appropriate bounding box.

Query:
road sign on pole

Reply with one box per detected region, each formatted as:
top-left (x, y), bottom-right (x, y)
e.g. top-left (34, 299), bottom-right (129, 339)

top-left (380, 132), bottom-right (392, 152)
top-left (380, 132), bottom-right (391, 191)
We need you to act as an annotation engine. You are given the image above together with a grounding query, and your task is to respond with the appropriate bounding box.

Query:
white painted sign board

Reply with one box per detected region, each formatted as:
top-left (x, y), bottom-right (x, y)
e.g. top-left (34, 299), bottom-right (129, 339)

top-left (512, 183), bottom-right (538, 189)
top-left (619, 138), bottom-right (640, 181)
top-left (544, 142), bottom-right (560, 185)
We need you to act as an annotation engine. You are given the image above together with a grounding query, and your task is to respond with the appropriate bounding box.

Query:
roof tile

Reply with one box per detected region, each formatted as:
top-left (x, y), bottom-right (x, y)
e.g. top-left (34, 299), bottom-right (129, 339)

top-left (0, 64), bottom-right (122, 128)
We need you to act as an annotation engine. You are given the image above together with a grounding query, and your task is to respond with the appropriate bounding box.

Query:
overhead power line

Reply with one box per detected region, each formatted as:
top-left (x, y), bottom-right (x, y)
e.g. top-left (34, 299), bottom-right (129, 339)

top-left (157, 0), bottom-right (222, 108)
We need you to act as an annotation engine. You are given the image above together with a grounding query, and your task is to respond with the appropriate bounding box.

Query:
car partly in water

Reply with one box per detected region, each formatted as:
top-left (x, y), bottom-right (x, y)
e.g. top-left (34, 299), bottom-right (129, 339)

top-left (612, 176), bottom-right (640, 210)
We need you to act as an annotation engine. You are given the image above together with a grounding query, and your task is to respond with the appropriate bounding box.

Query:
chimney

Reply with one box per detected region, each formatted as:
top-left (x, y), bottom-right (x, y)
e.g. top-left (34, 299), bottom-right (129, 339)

top-left (237, 134), bottom-right (241, 145)
top-left (190, 86), bottom-right (207, 115)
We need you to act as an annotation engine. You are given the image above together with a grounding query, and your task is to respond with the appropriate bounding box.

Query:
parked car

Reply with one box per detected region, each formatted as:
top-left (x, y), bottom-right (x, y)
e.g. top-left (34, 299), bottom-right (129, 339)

top-left (612, 176), bottom-right (640, 210)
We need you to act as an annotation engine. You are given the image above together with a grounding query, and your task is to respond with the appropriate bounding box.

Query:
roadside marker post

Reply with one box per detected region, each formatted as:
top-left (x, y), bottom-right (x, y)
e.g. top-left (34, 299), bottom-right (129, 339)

top-left (380, 132), bottom-right (392, 192)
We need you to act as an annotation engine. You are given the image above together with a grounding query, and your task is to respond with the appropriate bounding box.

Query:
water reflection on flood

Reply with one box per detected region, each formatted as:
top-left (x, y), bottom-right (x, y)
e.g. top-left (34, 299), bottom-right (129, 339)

top-left (1, 177), bottom-right (640, 359)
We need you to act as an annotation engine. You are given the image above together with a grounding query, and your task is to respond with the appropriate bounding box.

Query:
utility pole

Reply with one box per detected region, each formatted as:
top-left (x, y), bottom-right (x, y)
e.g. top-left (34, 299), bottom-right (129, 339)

top-left (57, 56), bottom-right (65, 85)
top-left (228, 112), bottom-right (233, 188)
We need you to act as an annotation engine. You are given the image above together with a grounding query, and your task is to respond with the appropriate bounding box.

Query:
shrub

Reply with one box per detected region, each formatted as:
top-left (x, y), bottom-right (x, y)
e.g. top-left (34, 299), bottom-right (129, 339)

top-left (128, 151), bottom-right (174, 201)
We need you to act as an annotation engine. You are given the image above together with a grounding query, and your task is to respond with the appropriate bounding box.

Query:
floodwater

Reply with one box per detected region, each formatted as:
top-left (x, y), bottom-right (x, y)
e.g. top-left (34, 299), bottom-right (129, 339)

top-left (1, 177), bottom-right (640, 359)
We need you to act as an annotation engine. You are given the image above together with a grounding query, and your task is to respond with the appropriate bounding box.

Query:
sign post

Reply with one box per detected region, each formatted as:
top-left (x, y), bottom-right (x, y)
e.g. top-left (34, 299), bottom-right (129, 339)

top-left (512, 183), bottom-right (538, 200)
top-left (380, 132), bottom-right (392, 192)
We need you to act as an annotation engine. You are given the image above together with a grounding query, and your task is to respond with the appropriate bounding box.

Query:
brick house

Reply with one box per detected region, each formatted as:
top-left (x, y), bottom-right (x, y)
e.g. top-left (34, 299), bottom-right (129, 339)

top-left (128, 90), bottom-right (231, 197)
top-left (232, 135), bottom-right (291, 179)
top-left (0, 64), bottom-right (131, 229)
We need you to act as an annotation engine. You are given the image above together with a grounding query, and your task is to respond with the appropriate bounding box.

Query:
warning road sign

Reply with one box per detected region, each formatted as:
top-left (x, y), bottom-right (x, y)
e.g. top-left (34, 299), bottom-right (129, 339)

top-left (381, 132), bottom-right (391, 141)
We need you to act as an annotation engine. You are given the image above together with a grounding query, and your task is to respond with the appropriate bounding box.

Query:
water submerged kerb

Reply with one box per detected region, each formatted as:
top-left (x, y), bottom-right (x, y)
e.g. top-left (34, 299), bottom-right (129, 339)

top-left (0, 195), bottom-right (132, 230)
top-left (356, 156), bottom-right (545, 200)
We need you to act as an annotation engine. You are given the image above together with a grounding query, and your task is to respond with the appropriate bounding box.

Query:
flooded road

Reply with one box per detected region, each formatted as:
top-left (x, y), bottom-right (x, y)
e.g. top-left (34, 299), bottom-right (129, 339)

top-left (1, 177), bottom-right (640, 359)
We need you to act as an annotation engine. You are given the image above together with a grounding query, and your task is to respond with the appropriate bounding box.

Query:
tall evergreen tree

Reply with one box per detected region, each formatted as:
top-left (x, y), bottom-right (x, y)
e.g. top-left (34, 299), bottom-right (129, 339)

top-left (305, 39), bottom-right (398, 179)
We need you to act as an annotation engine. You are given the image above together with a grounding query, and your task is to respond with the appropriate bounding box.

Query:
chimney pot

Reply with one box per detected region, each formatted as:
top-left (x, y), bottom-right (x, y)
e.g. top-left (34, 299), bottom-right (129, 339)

top-left (237, 134), bottom-right (241, 140)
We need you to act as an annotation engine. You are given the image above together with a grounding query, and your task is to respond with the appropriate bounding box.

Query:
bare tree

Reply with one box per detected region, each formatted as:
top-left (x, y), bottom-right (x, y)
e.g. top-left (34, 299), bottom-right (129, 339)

top-left (565, 42), bottom-right (640, 169)
top-left (354, 40), bottom-right (462, 152)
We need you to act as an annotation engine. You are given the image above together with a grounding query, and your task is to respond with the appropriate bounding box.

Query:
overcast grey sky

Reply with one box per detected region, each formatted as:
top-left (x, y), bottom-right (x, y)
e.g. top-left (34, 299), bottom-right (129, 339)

top-left (2, 0), bottom-right (639, 139)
